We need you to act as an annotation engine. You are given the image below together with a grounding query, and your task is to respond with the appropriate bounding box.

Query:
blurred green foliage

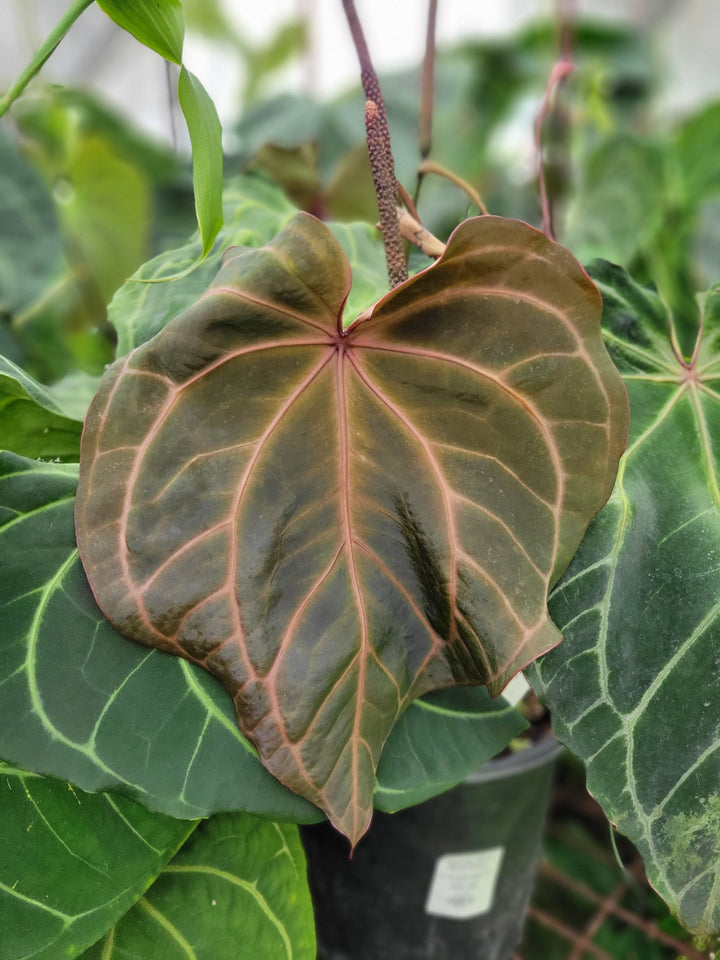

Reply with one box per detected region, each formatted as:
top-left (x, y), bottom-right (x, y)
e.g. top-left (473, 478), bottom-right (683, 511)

top-left (5, 9), bottom-right (720, 379)
top-left (1, 87), bottom-right (196, 382)
top-left (2, 12), bottom-right (719, 416)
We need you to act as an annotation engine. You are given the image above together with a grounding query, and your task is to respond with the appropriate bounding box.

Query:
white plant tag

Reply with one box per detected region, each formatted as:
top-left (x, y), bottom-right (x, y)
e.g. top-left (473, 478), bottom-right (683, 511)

top-left (501, 671), bottom-right (530, 706)
top-left (424, 848), bottom-right (504, 920)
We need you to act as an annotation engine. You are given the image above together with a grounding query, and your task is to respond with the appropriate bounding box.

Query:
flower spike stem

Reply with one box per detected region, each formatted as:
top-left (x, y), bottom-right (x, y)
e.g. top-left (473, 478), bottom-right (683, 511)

top-left (341, 0), bottom-right (407, 288)
top-left (420, 0), bottom-right (438, 159)
top-left (535, 0), bottom-right (575, 239)
top-left (415, 0), bottom-right (439, 205)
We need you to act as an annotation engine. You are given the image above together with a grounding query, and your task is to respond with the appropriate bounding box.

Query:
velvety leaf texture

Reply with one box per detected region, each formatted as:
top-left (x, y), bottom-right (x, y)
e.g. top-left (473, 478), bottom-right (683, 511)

top-left (0, 453), bottom-right (524, 823)
top-left (76, 214), bottom-right (628, 843)
top-left (530, 261), bottom-right (720, 938)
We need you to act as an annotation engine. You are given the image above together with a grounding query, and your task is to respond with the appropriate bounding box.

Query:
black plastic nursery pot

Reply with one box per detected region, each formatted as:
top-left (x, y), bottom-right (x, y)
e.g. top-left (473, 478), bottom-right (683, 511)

top-left (301, 735), bottom-right (562, 960)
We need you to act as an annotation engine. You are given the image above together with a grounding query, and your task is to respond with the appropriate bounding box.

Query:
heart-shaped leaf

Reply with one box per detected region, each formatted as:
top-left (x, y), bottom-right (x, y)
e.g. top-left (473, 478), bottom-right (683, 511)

top-left (529, 262), bottom-right (720, 938)
top-left (76, 213), bottom-right (628, 843)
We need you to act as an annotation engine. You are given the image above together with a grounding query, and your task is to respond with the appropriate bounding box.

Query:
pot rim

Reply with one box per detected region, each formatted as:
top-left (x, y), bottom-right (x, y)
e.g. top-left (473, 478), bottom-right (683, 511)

top-left (462, 734), bottom-right (563, 785)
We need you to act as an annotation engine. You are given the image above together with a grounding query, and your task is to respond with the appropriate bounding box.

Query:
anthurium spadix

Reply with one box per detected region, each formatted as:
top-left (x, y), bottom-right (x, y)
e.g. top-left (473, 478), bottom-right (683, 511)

top-left (75, 213), bottom-right (628, 844)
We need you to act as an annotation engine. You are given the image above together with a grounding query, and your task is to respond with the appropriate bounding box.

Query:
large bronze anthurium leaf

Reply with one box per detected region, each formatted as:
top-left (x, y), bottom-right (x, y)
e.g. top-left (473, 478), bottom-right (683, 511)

top-left (75, 213), bottom-right (628, 844)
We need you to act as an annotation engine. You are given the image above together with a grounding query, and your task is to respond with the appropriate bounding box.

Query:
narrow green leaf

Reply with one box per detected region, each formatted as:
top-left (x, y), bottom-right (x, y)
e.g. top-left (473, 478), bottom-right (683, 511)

top-left (0, 452), bottom-right (524, 824)
top-left (0, 762), bottom-right (194, 960)
top-left (96, 0), bottom-right (184, 65)
top-left (94, 4), bottom-right (223, 256)
top-left (529, 262), bottom-right (720, 938)
top-left (80, 813), bottom-right (315, 960)
top-left (177, 67), bottom-right (224, 258)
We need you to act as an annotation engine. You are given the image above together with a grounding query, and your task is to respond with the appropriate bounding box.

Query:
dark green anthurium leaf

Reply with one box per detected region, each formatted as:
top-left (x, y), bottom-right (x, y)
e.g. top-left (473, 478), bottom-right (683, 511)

top-left (0, 453), bottom-right (315, 824)
top-left (374, 686), bottom-right (527, 811)
top-left (0, 761), bottom-right (194, 960)
top-left (529, 260), bottom-right (720, 938)
top-left (97, 0), bottom-right (184, 65)
top-left (80, 813), bottom-right (315, 960)
top-left (0, 453), bottom-right (525, 822)
top-left (75, 214), bottom-right (628, 843)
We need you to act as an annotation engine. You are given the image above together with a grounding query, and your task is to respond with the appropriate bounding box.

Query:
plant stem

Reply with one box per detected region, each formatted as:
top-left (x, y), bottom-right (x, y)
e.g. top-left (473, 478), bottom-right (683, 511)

top-left (165, 60), bottom-right (179, 151)
top-left (396, 207), bottom-right (446, 259)
top-left (418, 160), bottom-right (488, 215)
top-left (534, 0), bottom-right (575, 239)
top-left (414, 0), bottom-right (438, 206)
top-left (341, 0), bottom-right (407, 288)
top-left (419, 0), bottom-right (438, 159)
top-left (0, 0), bottom-right (95, 119)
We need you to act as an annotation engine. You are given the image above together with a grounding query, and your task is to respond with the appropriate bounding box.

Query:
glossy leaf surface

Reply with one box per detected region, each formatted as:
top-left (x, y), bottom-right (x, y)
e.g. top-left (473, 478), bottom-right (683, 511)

top-left (97, 0), bottom-right (184, 65)
top-left (0, 762), bottom-right (193, 960)
top-left (0, 355), bottom-right (85, 460)
top-left (177, 67), bottom-right (224, 257)
top-left (529, 261), bottom-right (720, 937)
top-left (0, 453), bottom-right (525, 821)
top-left (76, 213), bottom-right (627, 842)
top-left (0, 454), bottom-right (315, 823)
top-left (374, 686), bottom-right (527, 811)
top-left (80, 813), bottom-right (315, 960)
